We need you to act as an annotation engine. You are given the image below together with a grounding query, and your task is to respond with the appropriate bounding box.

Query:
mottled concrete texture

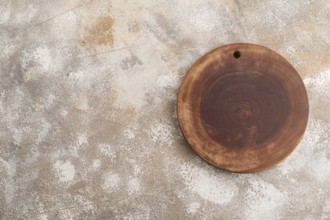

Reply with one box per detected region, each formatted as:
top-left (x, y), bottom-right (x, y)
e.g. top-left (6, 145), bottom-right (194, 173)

top-left (0, 0), bottom-right (329, 219)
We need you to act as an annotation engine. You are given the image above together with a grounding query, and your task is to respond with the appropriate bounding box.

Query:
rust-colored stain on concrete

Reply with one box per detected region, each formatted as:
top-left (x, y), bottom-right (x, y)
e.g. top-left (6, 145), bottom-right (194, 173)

top-left (80, 16), bottom-right (114, 46)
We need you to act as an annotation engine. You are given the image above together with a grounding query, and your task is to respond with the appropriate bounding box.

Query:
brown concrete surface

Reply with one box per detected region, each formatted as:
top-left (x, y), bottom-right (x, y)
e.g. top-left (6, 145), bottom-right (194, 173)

top-left (0, 0), bottom-right (329, 219)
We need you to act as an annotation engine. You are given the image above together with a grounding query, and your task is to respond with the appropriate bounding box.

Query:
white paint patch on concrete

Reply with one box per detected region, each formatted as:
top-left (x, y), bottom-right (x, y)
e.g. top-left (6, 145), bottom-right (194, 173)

top-left (11, 128), bottom-right (23, 145)
top-left (99, 143), bottom-right (116, 160)
top-left (36, 119), bottom-right (51, 145)
top-left (10, 125), bottom-right (30, 146)
top-left (92, 159), bottom-right (102, 170)
top-left (14, 3), bottom-right (39, 24)
top-left (278, 116), bottom-right (330, 179)
top-left (306, 151), bottom-right (330, 182)
top-left (304, 69), bottom-right (330, 101)
top-left (111, 49), bottom-right (170, 109)
top-left (123, 128), bottom-right (135, 139)
top-left (60, 109), bottom-right (68, 118)
top-left (179, 162), bottom-right (238, 205)
top-left (74, 195), bottom-right (96, 213)
top-left (45, 94), bottom-right (55, 109)
top-left (102, 172), bottom-right (120, 192)
top-left (149, 123), bottom-right (173, 144)
top-left (111, 54), bottom-right (145, 106)
top-left (243, 177), bottom-right (287, 219)
top-left (156, 73), bottom-right (180, 90)
top-left (0, 1), bottom-right (11, 24)
top-left (54, 160), bottom-right (75, 183)
top-left (58, 209), bottom-right (74, 220)
top-left (128, 159), bottom-right (142, 176)
top-left (50, 11), bottom-right (78, 41)
top-left (1, 158), bottom-right (17, 204)
top-left (187, 4), bottom-right (219, 32)
top-left (302, 119), bottom-right (329, 148)
top-left (76, 133), bottom-right (88, 148)
top-left (20, 45), bottom-right (52, 80)
top-left (112, 68), bottom-right (154, 109)
top-left (4, 178), bottom-right (16, 205)
top-left (38, 213), bottom-right (48, 220)
top-left (127, 177), bottom-right (141, 195)
top-left (186, 202), bottom-right (201, 214)
top-left (322, 199), bottom-right (330, 219)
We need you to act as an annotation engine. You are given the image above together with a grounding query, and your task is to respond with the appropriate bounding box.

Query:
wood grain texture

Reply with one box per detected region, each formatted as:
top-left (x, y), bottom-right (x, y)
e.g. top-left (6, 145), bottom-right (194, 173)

top-left (177, 43), bottom-right (309, 173)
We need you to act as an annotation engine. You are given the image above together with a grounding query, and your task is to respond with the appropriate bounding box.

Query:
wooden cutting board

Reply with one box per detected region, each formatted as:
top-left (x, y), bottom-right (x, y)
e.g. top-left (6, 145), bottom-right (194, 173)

top-left (177, 43), bottom-right (309, 173)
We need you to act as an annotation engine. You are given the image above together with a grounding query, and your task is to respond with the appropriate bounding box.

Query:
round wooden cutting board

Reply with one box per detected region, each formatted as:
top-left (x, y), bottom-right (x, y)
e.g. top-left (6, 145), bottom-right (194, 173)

top-left (177, 43), bottom-right (309, 173)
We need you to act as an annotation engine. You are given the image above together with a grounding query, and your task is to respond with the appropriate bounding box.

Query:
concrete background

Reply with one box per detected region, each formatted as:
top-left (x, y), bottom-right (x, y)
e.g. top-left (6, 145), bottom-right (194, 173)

top-left (0, 0), bottom-right (329, 219)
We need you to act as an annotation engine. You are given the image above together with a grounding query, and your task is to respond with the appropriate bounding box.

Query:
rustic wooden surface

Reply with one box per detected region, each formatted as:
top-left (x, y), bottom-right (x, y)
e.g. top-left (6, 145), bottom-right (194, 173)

top-left (178, 43), bottom-right (309, 172)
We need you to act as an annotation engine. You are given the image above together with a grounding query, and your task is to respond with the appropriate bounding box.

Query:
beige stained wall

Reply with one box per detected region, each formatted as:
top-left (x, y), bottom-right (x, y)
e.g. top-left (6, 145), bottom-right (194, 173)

top-left (0, 0), bottom-right (329, 219)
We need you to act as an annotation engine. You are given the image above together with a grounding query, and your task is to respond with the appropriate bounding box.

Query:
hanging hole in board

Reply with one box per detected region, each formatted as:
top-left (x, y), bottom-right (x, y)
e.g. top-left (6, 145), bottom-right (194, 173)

top-left (233, 50), bottom-right (241, 58)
